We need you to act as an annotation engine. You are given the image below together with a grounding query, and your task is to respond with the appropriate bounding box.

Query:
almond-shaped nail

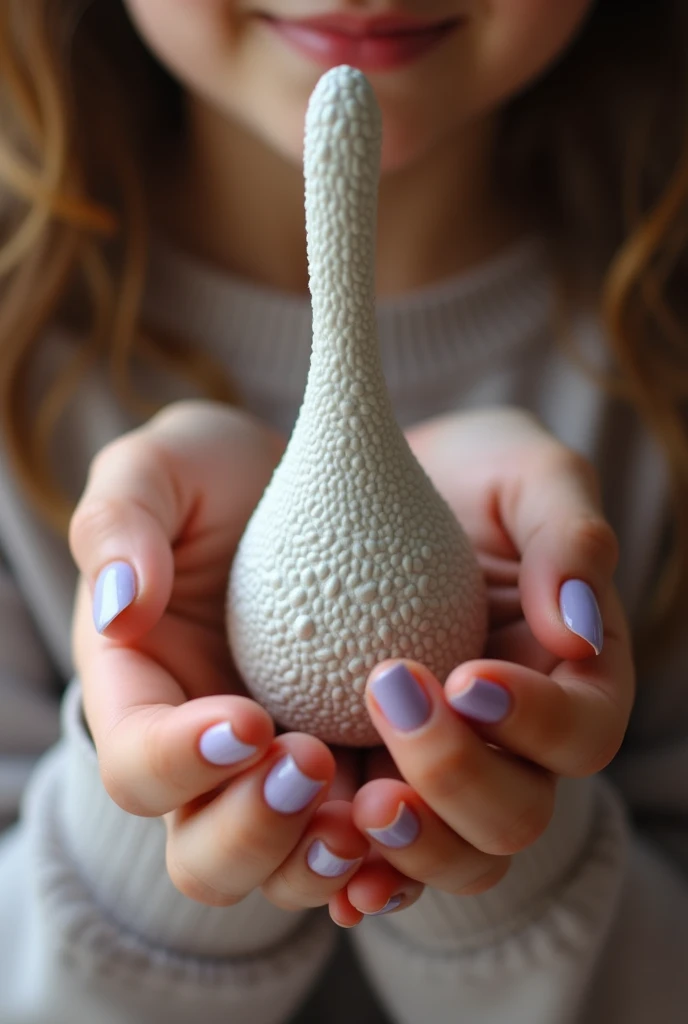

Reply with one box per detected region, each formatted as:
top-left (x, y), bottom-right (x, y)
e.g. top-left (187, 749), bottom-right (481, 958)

top-left (559, 579), bottom-right (603, 655)
top-left (93, 561), bottom-right (136, 632)
top-left (307, 840), bottom-right (361, 878)
top-left (199, 722), bottom-right (258, 766)
top-left (263, 754), bottom-right (324, 815)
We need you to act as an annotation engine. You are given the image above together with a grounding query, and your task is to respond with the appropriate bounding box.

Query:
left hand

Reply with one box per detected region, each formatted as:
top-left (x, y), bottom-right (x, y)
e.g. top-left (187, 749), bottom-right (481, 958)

top-left (329, 408), bottom-right (635, 926)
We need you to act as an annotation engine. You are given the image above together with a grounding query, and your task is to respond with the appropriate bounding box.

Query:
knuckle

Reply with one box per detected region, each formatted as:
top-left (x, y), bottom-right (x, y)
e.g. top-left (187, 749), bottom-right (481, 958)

top-left (97, 759), bottom-right (151, 817)
top-left (97, 712), bottom-right (174, 817)
top-left (165, 848), bottom-right (243, 907)
top-left (563, 686), bottom-right (628, 777)
top-left (532, 699), bottom-right (579, 772)
top-left (536, 704), bottom-right (597, 774)
top-left (563, 448), bottom-right (600, 488)
top-left (536, 661), bottom-right (632, 778)
top-left (546, 446), bottom-right (600, 493)
top-left (260, 889), bottom-right (303, 913)
top-left (265, 868), bottom-right (325, 910)
top-left (405, 847), bottom-right (455, 891)
top-left (566, 515), bottom-right (619, 575)
top-left (483, 789), bottom-right (555, 857)
top-left (215, 819), bottom-right (271, 878)
top-left (69, 493), bottom-right (128, 562)
top-left (84, 436), bottom-right (125, 483)
top-left (143, 711), bottom-right (183, 792)
top-left (458, 859), bottom-right (511, 896)
top-left (572, 711), bottom-right (627, 777)
top-left (414, 742), bottom-right (476, 802)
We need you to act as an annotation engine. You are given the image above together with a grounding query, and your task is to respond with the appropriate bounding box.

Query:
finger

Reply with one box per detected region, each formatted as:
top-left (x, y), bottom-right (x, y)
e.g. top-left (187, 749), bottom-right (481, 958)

top-left (69, 401), bottom-right (284, 641)
top-left (353, 779), bottom-right (510, 896)
top-left (340, 857), bottom-right (424, 919)
top-left (261, 801), bottom-right (368, 910)
top-left (447, 591), bottom-right (635, 777)
top-left (504, 449), bottom-right (620, 661)
top-left (88, 684), bottom-right (275, 816)
top-left (366, 661), bottom-right (556, 856)
top-left (166, 734), bottom-right (335, 907)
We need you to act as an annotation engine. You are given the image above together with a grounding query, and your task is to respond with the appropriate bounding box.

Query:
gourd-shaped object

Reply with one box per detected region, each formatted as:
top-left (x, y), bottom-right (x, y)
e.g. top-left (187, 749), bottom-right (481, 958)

top-left (227, 65), bottom-right (487, 746)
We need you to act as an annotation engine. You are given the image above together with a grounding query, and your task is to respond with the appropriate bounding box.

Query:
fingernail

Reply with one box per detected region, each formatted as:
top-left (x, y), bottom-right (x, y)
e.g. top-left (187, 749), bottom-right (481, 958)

top-left (370, 664), bottom-right (430, 732)
top-left (559, 579), bottom-right (603, 655)
top-left (366, 802), bottom-right (420, 848)
top-left (264, 754), bottom-right (325, 815)
top-left (307, 840), bottom-right (362, 878)
top-left (199, 722), bottom-right (258, 766)
top-left (366, 894), bottom-right (403, 916)
top-left (93, 561), bottom-right (136, 632)
top-left (449, 679), bottom-right (512, 724)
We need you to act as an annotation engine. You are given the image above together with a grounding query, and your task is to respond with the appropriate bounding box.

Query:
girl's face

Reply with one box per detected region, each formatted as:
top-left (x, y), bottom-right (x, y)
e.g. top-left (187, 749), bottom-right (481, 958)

top-left (123, 0), bottom-right (594, 172)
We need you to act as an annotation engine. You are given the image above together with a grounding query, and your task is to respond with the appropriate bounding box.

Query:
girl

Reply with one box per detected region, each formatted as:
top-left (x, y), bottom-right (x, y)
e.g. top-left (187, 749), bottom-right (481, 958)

top-left (0, 1), bottom-right (686, 1022)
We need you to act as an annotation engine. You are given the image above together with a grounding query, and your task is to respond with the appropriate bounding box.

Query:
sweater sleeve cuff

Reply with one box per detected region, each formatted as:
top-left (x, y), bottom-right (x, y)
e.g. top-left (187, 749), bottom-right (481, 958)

top-left (55, 676), bottom-right (319, 959)
top-left (364, 772), bottom-right (622, 952)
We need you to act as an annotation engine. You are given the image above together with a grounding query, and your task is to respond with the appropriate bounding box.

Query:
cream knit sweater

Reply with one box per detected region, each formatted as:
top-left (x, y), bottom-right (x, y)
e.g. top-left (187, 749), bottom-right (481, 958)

top-left (0, 237), bottom-right (686, 1024)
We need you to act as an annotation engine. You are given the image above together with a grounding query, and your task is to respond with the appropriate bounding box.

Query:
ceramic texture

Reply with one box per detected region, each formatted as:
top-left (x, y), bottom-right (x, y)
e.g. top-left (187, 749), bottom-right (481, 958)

top-left (227, 65), bottom-right (488, 745)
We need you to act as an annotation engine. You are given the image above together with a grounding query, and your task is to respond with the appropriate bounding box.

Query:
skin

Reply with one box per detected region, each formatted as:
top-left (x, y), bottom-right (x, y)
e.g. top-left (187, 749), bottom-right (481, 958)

top-left (125, 0), bottom-right (594, 294)
top-left (70, 1), bottom-right (635, 923)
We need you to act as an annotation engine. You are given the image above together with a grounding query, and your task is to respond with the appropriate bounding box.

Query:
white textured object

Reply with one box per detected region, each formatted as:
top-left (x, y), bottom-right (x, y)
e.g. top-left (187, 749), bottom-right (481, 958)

top-left (227, 65), bottom-right (488, 746)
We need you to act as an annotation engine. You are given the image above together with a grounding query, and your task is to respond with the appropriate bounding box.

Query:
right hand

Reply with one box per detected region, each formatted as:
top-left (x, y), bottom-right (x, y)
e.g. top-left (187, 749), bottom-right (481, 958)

top-left (69, 400), bottom-right (382, 911)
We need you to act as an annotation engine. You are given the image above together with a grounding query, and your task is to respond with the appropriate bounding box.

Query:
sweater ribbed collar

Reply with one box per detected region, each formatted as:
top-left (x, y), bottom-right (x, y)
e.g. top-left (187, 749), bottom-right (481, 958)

top-left (143, 235), bottom-right (553, 403)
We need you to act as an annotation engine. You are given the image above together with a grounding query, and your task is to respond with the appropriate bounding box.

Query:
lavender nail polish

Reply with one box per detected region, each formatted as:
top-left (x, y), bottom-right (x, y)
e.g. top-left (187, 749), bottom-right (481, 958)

top-left (366, 803), bottom-right (420, 849)
top-left (366, 894), bottom-right (403, 916)
top-left (449, 679), bottom-right (512, 724)
top-left (199, 722), bottom-right (258, 766)
top-left (560, 579), bottom-right (604, 655)
top-left (370, 664), bottom-right (430, 731)
top-left (93, 561), bottom-right (136, 632)
top-left (307, 840), bottom-right (361, 878)
top-left (263, 754), bottom-right (324, 815)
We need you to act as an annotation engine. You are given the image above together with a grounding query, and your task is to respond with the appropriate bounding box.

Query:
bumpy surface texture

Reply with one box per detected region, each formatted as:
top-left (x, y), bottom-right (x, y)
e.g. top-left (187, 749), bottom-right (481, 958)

top-left (227, 65), bottom-right (488, 745)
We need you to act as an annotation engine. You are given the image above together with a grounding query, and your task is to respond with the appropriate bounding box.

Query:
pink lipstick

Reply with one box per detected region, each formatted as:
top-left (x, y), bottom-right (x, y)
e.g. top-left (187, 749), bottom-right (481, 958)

top-left (260, 12), bottom-right (462, 72)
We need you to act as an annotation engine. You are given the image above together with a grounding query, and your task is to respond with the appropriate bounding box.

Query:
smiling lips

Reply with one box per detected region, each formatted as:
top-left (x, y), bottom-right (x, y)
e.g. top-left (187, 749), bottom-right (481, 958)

top-left (261, 12), bottom-right (463, 72)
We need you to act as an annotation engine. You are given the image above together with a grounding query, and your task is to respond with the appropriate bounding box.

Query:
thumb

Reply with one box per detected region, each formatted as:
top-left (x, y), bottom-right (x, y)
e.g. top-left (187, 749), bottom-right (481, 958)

top-left (69, 400), bottom-right (285, 641)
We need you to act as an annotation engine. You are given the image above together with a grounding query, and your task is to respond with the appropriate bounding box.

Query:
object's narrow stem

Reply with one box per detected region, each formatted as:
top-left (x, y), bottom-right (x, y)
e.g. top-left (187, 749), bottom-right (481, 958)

top-left (303, 70), bottom-right (382, 383)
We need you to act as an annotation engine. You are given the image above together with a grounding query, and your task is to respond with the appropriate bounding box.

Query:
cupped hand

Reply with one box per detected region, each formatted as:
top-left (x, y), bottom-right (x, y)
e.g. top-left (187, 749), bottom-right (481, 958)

top-left (332, 408), bottom-right (635, 921)
top-left (70, 400), bottom-right (370, 911)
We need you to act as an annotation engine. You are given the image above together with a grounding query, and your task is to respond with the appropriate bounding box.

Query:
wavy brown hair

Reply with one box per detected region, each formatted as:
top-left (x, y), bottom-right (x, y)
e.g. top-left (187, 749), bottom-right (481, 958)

top-left (1, 0), bottom-right (687, 658)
